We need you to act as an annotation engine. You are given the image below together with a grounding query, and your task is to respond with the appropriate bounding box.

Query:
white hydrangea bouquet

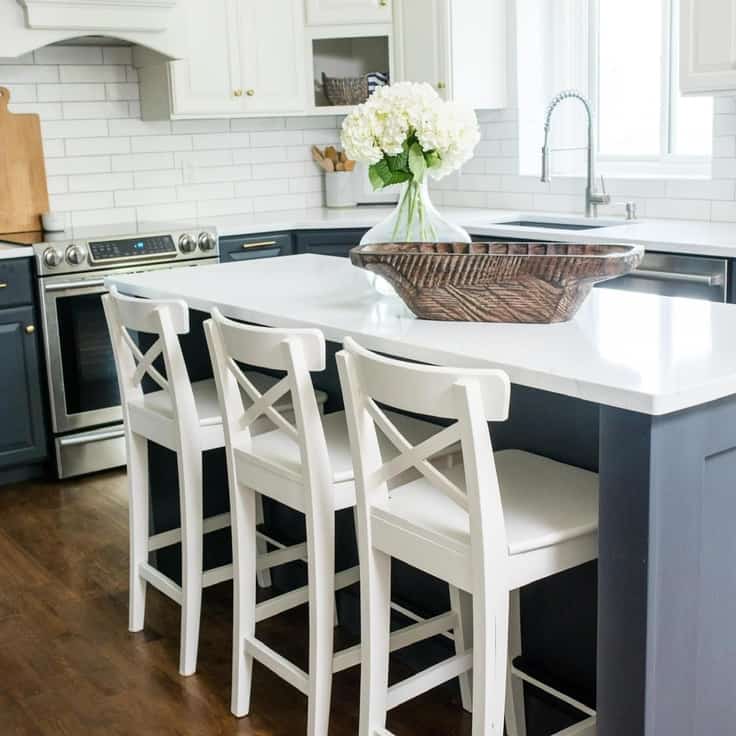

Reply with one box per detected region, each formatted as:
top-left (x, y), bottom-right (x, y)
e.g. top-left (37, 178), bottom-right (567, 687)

top-left (341, 82), bottom-right (480, 243)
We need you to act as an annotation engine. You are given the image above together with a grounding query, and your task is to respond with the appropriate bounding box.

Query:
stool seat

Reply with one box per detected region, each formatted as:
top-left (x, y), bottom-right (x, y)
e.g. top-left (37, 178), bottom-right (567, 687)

top-left (234, 409), bottom-right (456, 513)
top-left (374, 450), bottom-right (598, 558)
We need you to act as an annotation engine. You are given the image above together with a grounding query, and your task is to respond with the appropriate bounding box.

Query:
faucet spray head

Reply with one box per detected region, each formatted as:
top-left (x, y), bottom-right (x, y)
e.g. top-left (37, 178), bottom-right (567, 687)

top-left (540, 146), bottom-right (550, 183)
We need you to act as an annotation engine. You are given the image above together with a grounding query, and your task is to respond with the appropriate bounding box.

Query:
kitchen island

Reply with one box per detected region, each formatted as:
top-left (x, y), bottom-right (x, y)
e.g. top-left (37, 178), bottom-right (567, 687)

top-left (110, 254), bottom-right (736, 736)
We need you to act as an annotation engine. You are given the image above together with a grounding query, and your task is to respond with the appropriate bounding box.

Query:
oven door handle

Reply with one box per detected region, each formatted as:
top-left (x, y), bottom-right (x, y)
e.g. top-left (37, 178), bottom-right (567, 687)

top-left (629, 269), bottom-right (724, 287)
top-left (44, 279), bottom-right (107, 292)
top-left (58, 428), bottom-right (125, 447)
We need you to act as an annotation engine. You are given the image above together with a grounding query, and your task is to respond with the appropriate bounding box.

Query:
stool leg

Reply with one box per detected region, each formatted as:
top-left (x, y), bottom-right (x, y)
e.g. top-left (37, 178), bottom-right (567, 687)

top-left (305, 503), bottom-right (335, 736)
top-left (231, 484), bottom-right (257, 717)
top-left (358, 545), bottom-right (391, 736)
top-left (128, 431), bottom-right (148, 633)
top-left (255, 493), bottom-right (272, 589)
top-left (505, 589), bottom-right (527, 736)
top-left (178, 448), bottom-right (204, 677)
top-left (471, 582), bottom-right (508, 736)
top-left (450, 585), bottom-right (473, 713)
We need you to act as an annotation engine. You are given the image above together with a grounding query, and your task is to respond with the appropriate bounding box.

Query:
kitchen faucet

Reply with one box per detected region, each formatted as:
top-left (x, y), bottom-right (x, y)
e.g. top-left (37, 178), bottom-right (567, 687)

top-left (540, 89), bottom-right (611, 217)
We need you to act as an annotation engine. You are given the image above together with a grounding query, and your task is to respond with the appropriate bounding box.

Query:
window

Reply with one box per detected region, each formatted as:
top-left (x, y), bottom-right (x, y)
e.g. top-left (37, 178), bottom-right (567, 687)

top-left (516, 0), bottom-right (713, 178)
top-left (596, 0), bottom-right (713, 174)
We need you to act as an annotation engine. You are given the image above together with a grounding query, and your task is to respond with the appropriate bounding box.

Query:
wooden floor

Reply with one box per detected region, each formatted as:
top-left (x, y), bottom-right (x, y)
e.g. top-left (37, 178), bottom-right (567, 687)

top-left (0, 469), bottom-right (472, 736)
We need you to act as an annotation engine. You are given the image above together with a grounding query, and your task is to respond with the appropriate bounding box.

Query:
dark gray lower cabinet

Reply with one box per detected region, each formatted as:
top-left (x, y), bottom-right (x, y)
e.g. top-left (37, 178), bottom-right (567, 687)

top-left (295, 228), bottom-right (369, 258)
top-left (0, 305), bottom-right (46, 468)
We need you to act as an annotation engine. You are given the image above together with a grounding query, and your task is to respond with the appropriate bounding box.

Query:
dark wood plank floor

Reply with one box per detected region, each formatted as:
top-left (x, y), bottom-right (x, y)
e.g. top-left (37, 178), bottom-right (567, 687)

top-left (0, 470), bottom-right (472, 736)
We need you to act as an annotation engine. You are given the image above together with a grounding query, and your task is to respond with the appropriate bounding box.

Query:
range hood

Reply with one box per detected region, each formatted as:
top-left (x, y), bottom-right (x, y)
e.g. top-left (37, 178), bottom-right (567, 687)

top-left (1, 0), bottom-right (186, 59)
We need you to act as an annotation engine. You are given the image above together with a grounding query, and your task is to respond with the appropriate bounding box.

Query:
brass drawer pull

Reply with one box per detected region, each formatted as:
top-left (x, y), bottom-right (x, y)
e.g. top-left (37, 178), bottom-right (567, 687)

top-left (0, 282), bottom-right (7, 288)
top-left (242, 241), bottom-right (278, 249)
top-left (25, 325), bottom-right (35, 334)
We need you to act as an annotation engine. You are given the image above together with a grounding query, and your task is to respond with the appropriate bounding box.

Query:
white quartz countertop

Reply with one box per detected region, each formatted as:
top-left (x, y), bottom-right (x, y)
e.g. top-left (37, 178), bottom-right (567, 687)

top-left (108, 253), bottom-right (736, 416)
top-left (0, 244), bottom-right (34, 260)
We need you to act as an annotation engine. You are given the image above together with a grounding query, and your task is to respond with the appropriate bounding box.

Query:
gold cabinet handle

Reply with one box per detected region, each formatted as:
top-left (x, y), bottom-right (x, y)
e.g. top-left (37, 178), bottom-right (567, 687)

top-left (379, 0), bottom-right (388, 5)
top-left (234, 89), bottom-right (243, 97)
top-left (0, 282), bottom-right (7, 289)
top-left (246, 89), bottom-right (255, 97)
top-left (437, 81), bottom-right (446, 90)
top-left (25, 325), bottom-right (35, 334)
top-left (242, 240), bottom-right (277, 249)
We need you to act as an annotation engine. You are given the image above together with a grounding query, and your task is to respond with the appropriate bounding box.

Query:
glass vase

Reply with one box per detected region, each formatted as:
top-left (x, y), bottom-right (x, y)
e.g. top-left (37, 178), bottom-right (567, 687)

top-left (360, 178), bottom-right (471, 246)
top-left (360, 178), bottom-right (470, 296)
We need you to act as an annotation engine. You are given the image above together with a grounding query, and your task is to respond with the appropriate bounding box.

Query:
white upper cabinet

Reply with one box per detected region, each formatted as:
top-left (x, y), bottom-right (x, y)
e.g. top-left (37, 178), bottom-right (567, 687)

top-left (394, 0), bottom-right (507, 109)
top-left (681, 0), bottom-right (736, 94)
top-left (168, 0), bottom-right (243, 116)
top-left (306, 0), bottom-right (391, 25)
top-left (236, 0), bottom-right (305, 113)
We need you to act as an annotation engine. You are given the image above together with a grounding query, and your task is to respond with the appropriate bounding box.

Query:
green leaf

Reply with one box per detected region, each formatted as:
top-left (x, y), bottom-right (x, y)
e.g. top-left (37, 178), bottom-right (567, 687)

top-left (368, 162), bottom-right (385, 190)
top-left (425, 149), bottom-right (442, 169)
top-left (408, 142), bottom-right (427, 181)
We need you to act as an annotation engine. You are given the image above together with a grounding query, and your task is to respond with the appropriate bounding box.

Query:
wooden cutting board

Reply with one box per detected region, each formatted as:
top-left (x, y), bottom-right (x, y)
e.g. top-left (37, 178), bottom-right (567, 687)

top-left (0, 86), bottom-right (49, 234)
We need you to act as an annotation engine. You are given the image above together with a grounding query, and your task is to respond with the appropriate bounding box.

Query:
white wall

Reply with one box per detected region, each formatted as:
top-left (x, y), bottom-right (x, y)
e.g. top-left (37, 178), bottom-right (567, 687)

top-left (0, 45), bottom-right (339, 229)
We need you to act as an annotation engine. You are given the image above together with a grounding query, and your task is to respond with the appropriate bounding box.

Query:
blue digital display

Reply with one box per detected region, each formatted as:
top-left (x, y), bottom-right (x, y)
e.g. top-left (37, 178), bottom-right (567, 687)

top-left (135, 241), bottom-right (145, 249)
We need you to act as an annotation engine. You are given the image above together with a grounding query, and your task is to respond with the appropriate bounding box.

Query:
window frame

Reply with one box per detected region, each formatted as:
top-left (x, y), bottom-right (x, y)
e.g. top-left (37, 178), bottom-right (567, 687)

top-left (590, 0), bottom-right (712, 179)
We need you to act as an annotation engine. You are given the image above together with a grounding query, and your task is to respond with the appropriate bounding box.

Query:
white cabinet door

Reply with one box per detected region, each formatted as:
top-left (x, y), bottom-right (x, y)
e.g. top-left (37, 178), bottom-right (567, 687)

top-left (237, 0), bottom-right (306, 113)
top-left (169, 0), bottom-right (244, 116)
top-left (395, 0), bottom-right (506, 109)
top-left (306, 0), bottom-right (391, 25)
top-left (395, 0), bottom-right (450, 99)
top-left (681, 0), bottom-right (736, 94)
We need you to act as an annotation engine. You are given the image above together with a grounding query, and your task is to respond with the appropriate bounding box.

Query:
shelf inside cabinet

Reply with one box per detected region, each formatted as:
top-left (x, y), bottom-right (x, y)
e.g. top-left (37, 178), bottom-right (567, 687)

top-left (312, 35), bottom-right (390, 108)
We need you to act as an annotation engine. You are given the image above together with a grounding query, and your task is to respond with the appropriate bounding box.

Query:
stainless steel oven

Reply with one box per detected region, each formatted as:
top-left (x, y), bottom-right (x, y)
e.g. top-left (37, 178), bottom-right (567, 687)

top-left (597, 251), bottom-right (728, 302)
top-left (17, 224), bottom-right (220, 478)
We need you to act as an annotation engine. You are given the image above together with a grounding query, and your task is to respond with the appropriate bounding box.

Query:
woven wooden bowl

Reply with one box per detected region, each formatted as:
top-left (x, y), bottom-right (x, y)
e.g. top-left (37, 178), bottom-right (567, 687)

top-left (321, 72), bottom-right (369, 106)
top-left (350, 241), bottom-right (644, 323)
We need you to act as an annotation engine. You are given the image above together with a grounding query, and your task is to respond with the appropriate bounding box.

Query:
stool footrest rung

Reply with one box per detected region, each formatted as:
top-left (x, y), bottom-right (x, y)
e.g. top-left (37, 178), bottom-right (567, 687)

top-left (138, 562), bottom-right (182, 605)
top-left (244, 636), bottom-right (310, 695)
top-left (511, 664), bottom-right (596, 718)
top-left (332, 610), bottom-right (458, 674)
top-left (387, 650), bottom-right (473, 710)
top-left (147, 512), bottom-right (231, 552)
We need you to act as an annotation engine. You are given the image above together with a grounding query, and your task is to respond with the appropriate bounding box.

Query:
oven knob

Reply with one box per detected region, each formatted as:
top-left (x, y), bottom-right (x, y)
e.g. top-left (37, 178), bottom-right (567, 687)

top-left (65, 244), bottom-right (86, 266)
top-left (178, 233), bottom-right (196, 253)
top-left (197, 232), bottom-right (217, 251)
top-left (43, 247), bottom-right (62, 268)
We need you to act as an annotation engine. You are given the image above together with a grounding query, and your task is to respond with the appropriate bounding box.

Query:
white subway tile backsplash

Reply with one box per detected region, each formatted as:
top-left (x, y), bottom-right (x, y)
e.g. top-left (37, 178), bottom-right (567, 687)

top-left (136, 202), bottom-right (197, 223)
top-left (251, 162), bottom-right (310, 180)
top-left (35, 46), bottom-right (102, 65)
top-left (250, 130), bottom-right (304, 147)
top-left (112, 152), bottom-right (175, 172)
top-left (176, 182), bottom-right (235, 202)
top-left (63, 101), bottom-right (130, 119)
top-left (231, 117), bottom-right (287, 131)
top-left (65, 137), bottom-right (131, 156)
top-left (60, 65), bottom-right (127, 83)
top-left (174, 149), bottom-right (233, 168)
top-left (131, 135), bottom-right (192, 153)
top-left (114, 187), bottom-right (177, 207)
top-left (38, 83), bottom-right (106, 102)
top-left (197, 197), bottom-right (255, 218)
top-left (4, 85), bottom-right (37, 102)
top-left (235, 179), bottom-right (290, 197)
top-left (234, 146), bottom-right (289, 164)
top-left (133, 169), bottom-right (183, 188)
top-left (69, 172), bottom-right (134, 193)
top-left (171, 119), bottom-right (230, 134)
top-left (9, 101), bottom-right (63, 119)
top-left (105, 82), bottom-right (139, 100)
top-left (191, 132), bottom-right (251, 150)
top-left (186, 165), bottom-right (252, 183)
top-left (46, 176), bottom-right (68, 194)
top-left (71, 207), bottom-right (136, 228)
top-left (46, 156), bottom-right (112, 175)
top-left (43, 139), bottom-right (66, 158)
top-left (665, 179), bottom-right (734, 201)
top-left (43, 119), bottom-right (108, 139)
top-left (0, 65), bottom-right (60, 84)
top-left (51, 191), bottom-right (114, 212)
top-left (108, 118), bottom-right (171, 136)
top-left (644, 198), bottom-right (712, 221)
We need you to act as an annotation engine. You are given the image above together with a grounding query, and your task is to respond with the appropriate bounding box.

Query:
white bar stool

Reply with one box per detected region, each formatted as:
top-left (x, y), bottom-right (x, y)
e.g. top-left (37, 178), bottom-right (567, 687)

top-left (337, 337), bottom-right (599, 736)
top-left (204, 308), bottom-right (462, 736)
top-left (103, 287), bottom-right (325, 676)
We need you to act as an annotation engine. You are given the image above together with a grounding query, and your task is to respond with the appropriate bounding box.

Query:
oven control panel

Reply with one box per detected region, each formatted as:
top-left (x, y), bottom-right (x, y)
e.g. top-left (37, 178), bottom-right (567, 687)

top-left (89, 234), bottom-right (176, 263)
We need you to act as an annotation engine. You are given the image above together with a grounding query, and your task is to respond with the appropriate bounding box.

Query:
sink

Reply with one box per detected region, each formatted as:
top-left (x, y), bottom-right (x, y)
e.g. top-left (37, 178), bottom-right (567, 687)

top-left (496, 220), bottom-right (609, 230)
top-left (490, 214), bottom-right (629, 231)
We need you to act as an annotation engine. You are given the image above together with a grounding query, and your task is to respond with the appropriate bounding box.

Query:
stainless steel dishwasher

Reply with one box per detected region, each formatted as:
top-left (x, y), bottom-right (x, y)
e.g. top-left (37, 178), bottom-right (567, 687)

top-left (596, 251), bottom-right (728, 302)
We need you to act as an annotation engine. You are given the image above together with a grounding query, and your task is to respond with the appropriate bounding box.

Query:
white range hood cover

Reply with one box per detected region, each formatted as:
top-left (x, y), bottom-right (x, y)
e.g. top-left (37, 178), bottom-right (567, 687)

top-left (0, 0), bottom-right (186, 59)
top-left (19, 0), bottom-right (178, 32)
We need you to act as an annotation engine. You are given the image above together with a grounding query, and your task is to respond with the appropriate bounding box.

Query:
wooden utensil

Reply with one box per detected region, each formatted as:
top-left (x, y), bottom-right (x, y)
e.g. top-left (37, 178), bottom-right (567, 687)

top-left (0, 87), bottom-right (49, 234)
